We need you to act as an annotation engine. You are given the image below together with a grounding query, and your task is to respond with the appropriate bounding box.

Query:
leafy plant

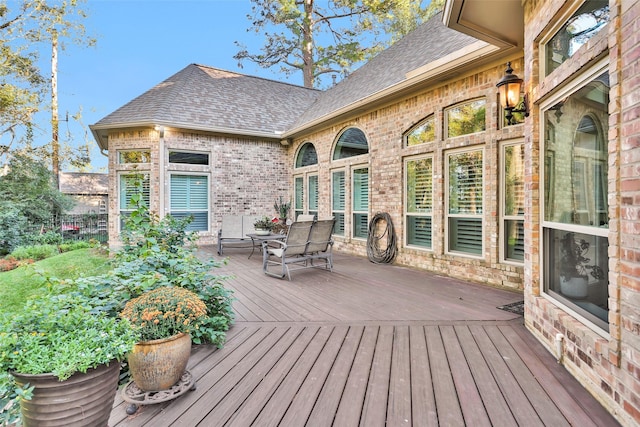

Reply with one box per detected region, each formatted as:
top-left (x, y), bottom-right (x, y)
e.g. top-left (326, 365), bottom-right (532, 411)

top-left (120, 287), bottom-right (208, 342)
top-left (0, 293), bottom-right (138, 423)
top-left (254, 215), bottom-right (276, 231)
top-left (10, 244), bottom-right (59, 261)
top-left (274, 196), bottom-right (291, 219)
top-left (559, 232), bottom-right (605, 280)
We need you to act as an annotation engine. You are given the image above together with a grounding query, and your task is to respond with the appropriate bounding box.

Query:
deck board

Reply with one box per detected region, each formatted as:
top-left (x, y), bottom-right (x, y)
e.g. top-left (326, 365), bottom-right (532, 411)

top-left (110, 247), bottom-right (621, 426)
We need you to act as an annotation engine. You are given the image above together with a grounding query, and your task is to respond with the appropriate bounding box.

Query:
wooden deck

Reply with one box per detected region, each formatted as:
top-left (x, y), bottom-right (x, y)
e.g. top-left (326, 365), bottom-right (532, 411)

top-left (110, 247), bottom-right (620, 426)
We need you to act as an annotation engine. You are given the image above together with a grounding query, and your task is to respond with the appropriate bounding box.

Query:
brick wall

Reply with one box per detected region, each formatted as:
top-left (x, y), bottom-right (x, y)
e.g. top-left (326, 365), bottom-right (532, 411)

top-left (108, 129), bottom-right (288, 246)
top-left (523, 1), bottom-right (640, 425)
top-left (290, 61), bottom-right (526, 290)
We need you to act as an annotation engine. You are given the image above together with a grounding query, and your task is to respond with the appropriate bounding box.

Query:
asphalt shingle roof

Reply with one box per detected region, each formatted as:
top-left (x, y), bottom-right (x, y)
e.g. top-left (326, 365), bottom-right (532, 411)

top-left (93, 65), bottom-right (321, 136)
top-left (93, 13), bottom-right (480, 139)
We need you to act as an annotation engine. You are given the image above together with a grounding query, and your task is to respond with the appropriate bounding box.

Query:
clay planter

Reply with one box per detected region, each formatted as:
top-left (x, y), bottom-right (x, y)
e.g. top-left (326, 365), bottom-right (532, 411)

top-left (128, 332), bottom-right (191, 392)
top-left (12, 361), bottom-right (120, 427)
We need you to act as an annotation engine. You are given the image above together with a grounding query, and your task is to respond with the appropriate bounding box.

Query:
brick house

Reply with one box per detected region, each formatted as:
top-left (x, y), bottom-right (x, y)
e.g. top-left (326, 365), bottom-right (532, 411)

top-left (90, 1), bottom-right (640, 425)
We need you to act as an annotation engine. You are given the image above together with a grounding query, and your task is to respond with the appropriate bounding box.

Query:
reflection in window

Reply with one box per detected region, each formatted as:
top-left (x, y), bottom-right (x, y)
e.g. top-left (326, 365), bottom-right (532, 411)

top-left (447, 149), bottom-right (483, 255)
top-left (446, 99), bottom-right (486, 138)
top-left (406, 115), bottom-right (435, 146)
top-left (544, 76), bottom-right (609, 227)
top-left (295, 143), bottom-right (318, 167)
top-left (118, 150), bottom-right (150, 164)
top-left (543, 70), bottom-right (609, 330)
top-left (545, 1), bottom-right (609, 75)
top-left (406, 157), bottom-right (433, 248)
top-left (503, 143), bottom-right (525, 262)
top-left (168, 151), bottom-right (209, 165)
top-left (333, 128), bottom-right (369, 160)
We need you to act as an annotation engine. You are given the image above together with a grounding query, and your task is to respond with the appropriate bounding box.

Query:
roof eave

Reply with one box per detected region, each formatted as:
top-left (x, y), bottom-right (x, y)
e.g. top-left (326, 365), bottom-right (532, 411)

top-left (284, 41), bottom-right (502, 138)
top-left (90, 121), bottom-right (286, 150)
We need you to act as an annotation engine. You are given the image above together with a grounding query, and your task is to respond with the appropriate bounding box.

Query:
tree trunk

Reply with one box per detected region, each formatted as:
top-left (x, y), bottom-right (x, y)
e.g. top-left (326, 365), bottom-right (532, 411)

top-left (51, 30), bottom-right (59, 188)
top-left (302, 0), bottom-right (314, 88)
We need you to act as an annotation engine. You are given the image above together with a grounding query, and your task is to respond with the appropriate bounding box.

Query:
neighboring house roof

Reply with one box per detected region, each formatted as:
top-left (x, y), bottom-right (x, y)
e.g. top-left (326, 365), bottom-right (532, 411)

top-left (58, 172), bottom-right (109, 195)
top-left (91, 65), bottom-right (321, 148)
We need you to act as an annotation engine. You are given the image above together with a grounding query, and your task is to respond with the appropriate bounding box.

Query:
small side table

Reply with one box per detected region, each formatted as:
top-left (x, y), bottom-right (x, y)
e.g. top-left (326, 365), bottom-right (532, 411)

top-left (246, 233), bottom-right (286, 259)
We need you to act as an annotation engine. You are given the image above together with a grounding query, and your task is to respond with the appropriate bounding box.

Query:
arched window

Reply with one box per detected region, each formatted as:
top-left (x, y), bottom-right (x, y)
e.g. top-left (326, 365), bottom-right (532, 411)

top-left (295, 142), bottom-right (318, 168)
top-left (333, 127), bottom-right (368, 160)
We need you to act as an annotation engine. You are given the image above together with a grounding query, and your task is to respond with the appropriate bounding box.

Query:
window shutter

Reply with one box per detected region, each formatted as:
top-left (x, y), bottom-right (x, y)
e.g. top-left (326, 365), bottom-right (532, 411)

top-left (353, 168), bottom-right (369, 211)
top-left (332, 171), bottom-right (345, 210)
top-left (309, 175), bottom-right (318, 211)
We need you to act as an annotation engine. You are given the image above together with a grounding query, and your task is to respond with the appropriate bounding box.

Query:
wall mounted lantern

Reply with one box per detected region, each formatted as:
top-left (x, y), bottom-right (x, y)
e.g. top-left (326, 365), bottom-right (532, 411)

top-left (496, 62), bottom-right (529, 125)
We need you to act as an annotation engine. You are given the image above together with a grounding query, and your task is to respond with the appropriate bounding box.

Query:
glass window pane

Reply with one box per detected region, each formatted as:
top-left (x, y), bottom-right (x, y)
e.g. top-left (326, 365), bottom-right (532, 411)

top-left (168, 151), bottom-right (209, 165)
top-left (353, 168), bottom-right (369, 211)
top-left (449, 218), bottom-right (482, 254)
top-left (308, 175), bottom-right (318, 211)
top-left (544, 73), bottom-right (609, 227)
top-left (295, 143), bottom-right (318, 167)
top-left (447, 99), bottom-right (486, 138)
top-left (545, 1), bottom-right (609, 75)
top-left (334, 128), bottom-right (369, 160)
top-left (505, 219), bottom-right (524, 261)
top-left (407, 216), bottom-right (432, 248)
top-left (118, 151), bottom-right (150, 164)
top-left (170, 175), bottom-right (208, 231)
top-left (353, 213), bottom-right (369, 239)
top-left (120, 174), bottom-right (150, 210)
top-left (448, 151), bottom-right (483, 215)
top-left (406, 115), bottom-right (435, 146)
top-left (504, 145), bottom-right (525, 216)
top-left (407, 158), bottom-right (433, 213)
top-left (544, 228), bottom-right (608, 327)
top-left (332, 171), bottom-right (345, 236)
top-left (294, 176), bottom-right (304, 218)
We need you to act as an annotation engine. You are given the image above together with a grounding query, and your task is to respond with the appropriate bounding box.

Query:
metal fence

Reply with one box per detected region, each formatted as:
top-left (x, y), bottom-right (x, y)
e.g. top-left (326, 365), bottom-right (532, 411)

top-left (27, 214), bottom-right (109, 243)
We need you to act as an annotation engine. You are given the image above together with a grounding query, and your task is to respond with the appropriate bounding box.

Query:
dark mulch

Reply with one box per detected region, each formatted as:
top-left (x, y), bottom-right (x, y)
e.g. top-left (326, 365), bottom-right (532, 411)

top-left (497, 300), bottom-right (524, 316)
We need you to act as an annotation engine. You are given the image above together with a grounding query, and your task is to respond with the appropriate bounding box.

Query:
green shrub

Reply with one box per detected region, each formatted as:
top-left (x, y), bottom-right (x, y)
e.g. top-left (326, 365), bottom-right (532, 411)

top-left (10, 244), bottom-right (59, 261)
top-left (28, 231), bottom-right (64, 246)
top-left (58, 241), bottom-right (91, 253)
top-left (0, 206), bottom-right (28, 256)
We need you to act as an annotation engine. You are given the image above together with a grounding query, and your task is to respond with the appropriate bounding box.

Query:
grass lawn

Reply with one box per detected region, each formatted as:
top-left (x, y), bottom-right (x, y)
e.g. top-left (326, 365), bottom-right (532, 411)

top-left (0, 248), bottom-right (111, 315)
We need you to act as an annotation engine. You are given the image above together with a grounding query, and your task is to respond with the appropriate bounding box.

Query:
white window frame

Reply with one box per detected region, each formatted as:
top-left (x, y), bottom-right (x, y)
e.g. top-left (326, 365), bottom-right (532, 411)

top-left (500, 139), bottom-right (525, 264)
top-left (404, 154), bottom-right (434, 250)
top-left (539, 58), bottom-right (610, 335)
top-left (118, 171), bottom-right (150, 232)
top-left (331, 169), bottom-right (347, 236)
top-left (445, 147), bottom-right (484, 258)
top-left (351, 165), bottom-right (369, 240)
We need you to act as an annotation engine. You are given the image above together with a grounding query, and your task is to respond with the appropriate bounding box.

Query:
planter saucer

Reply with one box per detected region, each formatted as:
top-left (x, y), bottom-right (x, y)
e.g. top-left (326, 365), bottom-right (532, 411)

top-left (121, 370), bottom-right (195, 415)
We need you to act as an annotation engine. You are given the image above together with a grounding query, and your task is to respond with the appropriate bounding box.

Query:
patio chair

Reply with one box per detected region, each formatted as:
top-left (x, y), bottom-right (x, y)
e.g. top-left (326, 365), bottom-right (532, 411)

top-left (262, 220), bottom-right (313, 280)
top-left (305, 218), bottom-right (335, 271)
top-left (296, 214), bottom-right (315, 222)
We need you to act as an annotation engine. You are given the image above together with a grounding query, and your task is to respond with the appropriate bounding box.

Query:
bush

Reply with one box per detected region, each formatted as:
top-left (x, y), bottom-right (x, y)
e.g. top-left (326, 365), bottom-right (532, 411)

top-left (58, 241), bottom-right (91, 253)
top-left (0, 206), bottom-right (28, 256)
top-left (27, 230), bottom-right (64, 246)
top-left (10, 245), bottom-right (59, 261)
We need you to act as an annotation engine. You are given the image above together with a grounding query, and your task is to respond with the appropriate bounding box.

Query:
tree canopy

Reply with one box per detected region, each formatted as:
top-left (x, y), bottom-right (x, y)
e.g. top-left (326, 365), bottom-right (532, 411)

top-left (235, 0), bottom-right (444, 88)
top-left (0, 0), bottom-right (93, 168)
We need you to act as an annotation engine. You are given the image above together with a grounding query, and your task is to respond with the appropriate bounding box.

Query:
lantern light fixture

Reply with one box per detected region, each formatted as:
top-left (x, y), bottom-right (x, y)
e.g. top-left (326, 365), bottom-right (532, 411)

top-left (496, 62), bottom-right (529, 125)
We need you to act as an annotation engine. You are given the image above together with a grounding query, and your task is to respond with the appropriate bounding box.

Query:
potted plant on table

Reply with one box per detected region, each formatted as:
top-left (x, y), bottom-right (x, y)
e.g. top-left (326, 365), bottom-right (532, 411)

top-left (119, 286), bottom-right (208, 392)
top-left (559, 232), bottom-right (605, 299)
top-left (253, 216), bottom-right (276, 235)
top-left (0, 293), bottom-right (138, 427)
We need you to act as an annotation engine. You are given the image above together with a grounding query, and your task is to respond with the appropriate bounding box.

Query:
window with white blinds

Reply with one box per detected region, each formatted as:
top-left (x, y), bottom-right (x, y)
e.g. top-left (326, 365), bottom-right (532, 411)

top-left (405, 157), bottom-right (433, 248)
top-left (308, 174), bottom-right (318, 218)
top-left (119, 173), bottom-right (150, 229)
top-left (447, 149), bottom-right (483, 255)
top-left (294, 176), bottom-right (304, 220)
top-left (502, 142), bottom-right (525, 262)
top-left (170, 175), bottom-right (208, 231)
top-left (352, 167), bottom-right (369, 239)
top-left (332, 170), bottom-right (346, 236)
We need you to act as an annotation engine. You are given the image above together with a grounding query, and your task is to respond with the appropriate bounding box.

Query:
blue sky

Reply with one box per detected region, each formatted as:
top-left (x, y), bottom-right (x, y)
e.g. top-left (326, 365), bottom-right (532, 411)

top-left (34, 0), bottom-right (292, 171)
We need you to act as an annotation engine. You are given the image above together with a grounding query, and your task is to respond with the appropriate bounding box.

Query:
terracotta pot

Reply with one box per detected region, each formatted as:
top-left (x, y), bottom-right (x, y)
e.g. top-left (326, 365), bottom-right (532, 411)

top-left (128, 332), bottom-right (191, 392)
top-left (12, 361), bottom-right (120, 427)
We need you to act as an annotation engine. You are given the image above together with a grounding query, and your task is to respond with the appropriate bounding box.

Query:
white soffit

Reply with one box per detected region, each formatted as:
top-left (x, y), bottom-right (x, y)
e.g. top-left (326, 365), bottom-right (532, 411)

top-left (443, 0), bottom-right (524, 48)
